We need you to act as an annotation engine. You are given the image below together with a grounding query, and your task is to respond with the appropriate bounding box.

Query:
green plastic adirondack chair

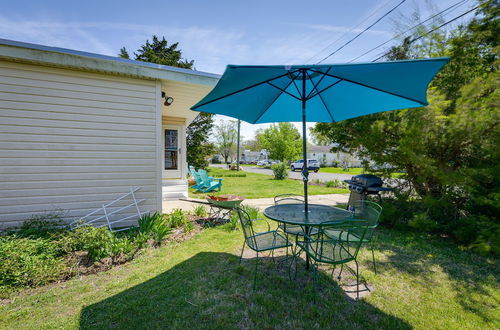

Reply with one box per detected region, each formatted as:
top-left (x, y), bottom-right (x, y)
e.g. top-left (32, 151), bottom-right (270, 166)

top-left (188, 166), bottom-right (205, 190)
top-left (198, 169), bottom-right (222, 192)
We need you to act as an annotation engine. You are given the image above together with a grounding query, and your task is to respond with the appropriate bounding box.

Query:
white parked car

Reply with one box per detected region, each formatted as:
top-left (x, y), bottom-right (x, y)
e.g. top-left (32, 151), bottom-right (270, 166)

top-left (256, 160), bottom-right (269, 166)
top-left (290, 159), bottom-right (320, 172)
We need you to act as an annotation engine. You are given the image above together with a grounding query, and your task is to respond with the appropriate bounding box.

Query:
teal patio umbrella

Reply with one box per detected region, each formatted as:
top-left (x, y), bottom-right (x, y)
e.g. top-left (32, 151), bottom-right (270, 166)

top-left (191, 58), bottom-right (449, 211)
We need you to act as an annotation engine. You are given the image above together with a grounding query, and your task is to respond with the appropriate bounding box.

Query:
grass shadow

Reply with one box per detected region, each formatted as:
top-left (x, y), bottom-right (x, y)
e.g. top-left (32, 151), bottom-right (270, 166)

top-left (79, 252), bottom-right (411, 329)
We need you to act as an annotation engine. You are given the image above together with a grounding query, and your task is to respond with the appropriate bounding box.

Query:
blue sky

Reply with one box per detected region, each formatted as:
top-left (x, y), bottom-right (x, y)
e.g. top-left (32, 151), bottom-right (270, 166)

top-left (1, 0), bottom-right (474, 141)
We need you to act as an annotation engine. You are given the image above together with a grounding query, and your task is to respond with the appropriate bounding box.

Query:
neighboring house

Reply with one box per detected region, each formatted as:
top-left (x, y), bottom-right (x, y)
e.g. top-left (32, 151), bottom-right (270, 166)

top-left (240, 149), bottom-right (268, 163)
top-left (0, 39), bottom-right (219, 229)
top-left (307, 145), bottom-right (363, 168)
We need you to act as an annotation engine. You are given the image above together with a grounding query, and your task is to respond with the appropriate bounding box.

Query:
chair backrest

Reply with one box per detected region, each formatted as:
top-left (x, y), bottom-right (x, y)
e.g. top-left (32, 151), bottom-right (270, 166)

top-left (351, 200), bottom-right (382, 241)
top-left (319, 220), bottom-right (369, 259)
top-left (274, 194), bottom-right (305, 205)
top-left (236, 208), bottom-right (257, 247)
top-left (198, 169), bottom-right (211, 185)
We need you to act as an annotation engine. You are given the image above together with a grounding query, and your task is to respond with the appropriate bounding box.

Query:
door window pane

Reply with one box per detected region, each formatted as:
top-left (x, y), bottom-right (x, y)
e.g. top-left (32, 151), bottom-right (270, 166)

top-left (165, 129), bottom-right (178, 170)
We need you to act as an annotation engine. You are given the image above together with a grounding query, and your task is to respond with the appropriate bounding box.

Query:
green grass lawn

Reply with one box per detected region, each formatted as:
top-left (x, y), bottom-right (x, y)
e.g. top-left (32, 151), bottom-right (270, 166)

top-left (320, 167), bottom-right (405, 178)
top-left (320, 167), bottom-right (365, 175)
top-left (1, 220), bottom-right (497, 329)
top-left (189, 167), bottom-right (349, 199)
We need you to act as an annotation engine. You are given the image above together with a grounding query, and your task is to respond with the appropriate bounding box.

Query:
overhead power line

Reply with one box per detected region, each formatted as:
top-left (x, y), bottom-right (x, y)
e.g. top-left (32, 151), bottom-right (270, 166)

top-left (304, 0), bottom-right (395, 64)
top-left (371, 3), bottom-right (482, 62)
top-left (316, 0), bottom-right (408, 64)
top-left (348, 0), bottom-right (470, 63)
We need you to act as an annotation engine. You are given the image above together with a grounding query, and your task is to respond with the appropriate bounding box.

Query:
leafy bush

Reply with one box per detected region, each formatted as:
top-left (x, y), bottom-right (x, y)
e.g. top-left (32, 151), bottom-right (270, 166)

top-left (271, 163), bottom-right (288, 180)
top-left (167, 209), bottom-right (186, 228)
top-left (0, 236), bottom-right (66, 290)
top-left (325, 179), bottom-right (346, 188)
top-left (184, 220), bottom-right (194, 233)
top-left (138, 212), bottom-right (171, 245)
top-left (61, 226), bottom-right (120, 262)
top-left (408, 212), bottom-right (438, 232)
top-left (228, 211), bottom-right (240, 231)
top-left (193, 205), bottom-right (208, 217)
top-left (18, 212), bottom-right (66, 238)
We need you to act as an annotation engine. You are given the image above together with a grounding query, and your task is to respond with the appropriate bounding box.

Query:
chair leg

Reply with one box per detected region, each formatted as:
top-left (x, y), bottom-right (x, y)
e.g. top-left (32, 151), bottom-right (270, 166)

top-left (312, 262), bottom-right (319, 299)
top-left (338, 264), bottom-right (344, 280)
top-left (239, 240), bottom-right (246, 265)
top-left (371, 244), bottom-right (377, 274)
top-left (355, 260), bottom-right (360, 300)
top-left (253, 251), bottom-right (259, 290)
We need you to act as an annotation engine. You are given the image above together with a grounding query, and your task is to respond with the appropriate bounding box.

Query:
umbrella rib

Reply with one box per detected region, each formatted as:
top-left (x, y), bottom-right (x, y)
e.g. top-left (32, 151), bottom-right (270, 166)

top-left (305, 70), bottom-right (335, 122)
top-left (291, 78), bottom-right (303, 99)
top-left (266, 82), bottom-right (301, 100)
top-left (191, 69), bottom-right (301, 109)
top-left (306, 67), bottom-right (332, 99)
top-left (252, 79), bottom-right (295, 124)
top-left (307, 79), bottom-right (343, 100)
top-left (308, 69), bottom-right (427, 105)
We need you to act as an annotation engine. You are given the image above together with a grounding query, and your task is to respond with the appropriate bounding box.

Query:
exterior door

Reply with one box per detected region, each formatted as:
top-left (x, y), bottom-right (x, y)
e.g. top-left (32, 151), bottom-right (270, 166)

top-left (163, 126), bottom-right (183, 179)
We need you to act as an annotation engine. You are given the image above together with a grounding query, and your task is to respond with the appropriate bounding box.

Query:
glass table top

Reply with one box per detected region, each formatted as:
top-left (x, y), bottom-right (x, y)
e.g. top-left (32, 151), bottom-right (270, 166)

top-left (263, 203), bottom-right (353, 226)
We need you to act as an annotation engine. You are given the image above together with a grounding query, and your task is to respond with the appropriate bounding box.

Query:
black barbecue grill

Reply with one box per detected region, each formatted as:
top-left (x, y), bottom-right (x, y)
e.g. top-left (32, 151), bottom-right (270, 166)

top-left (344, 174), bottom-right (391, 208)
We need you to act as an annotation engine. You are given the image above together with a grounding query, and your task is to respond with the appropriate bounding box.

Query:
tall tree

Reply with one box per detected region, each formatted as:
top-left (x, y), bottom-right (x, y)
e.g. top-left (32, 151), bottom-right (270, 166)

top-left (215, 120), bottom-right (238, 164)
top-left (256, 123), bottom-right (302, 162)
top-left (186, 113), bottom-right (215, 169)
top-left (119, 35), bottom-right (193, 68)
top-left (118, 36), bottom-right (214, 169)
top-left (311, 0), bottom-right (499, 254)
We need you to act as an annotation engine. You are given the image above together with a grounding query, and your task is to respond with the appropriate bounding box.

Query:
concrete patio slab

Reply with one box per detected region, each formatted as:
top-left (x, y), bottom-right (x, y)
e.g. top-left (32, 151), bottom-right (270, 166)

top-left (162, 194), bottom-right (349, 213)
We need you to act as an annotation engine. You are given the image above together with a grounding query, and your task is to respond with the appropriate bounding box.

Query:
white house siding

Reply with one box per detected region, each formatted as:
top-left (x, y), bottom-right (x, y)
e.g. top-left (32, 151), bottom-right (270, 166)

top-left (0, 61), bottom-right (161, 229)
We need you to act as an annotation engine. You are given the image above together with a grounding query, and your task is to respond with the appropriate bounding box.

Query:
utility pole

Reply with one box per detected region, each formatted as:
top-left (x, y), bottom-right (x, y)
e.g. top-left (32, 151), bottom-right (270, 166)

top-left (236, 119), bottom-right (241, 171)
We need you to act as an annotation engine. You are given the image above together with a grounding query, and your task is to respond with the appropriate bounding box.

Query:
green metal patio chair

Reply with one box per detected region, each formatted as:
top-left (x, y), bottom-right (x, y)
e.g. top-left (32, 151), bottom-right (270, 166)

top-left (323, 200), bottom-right (382, 273)
top-left (236, 207), bottom-right (293, 289)
top-left (296, 219), bottom-right (369, 300)
top-left (198, 169), bottom-right (223, 193)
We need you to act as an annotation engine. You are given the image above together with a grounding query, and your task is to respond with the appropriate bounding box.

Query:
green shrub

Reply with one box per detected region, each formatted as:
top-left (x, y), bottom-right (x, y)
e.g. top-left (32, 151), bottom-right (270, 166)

top-left (167, 209), bottom-right (186, 228)
top-left (193, 205), bottom-right (208, 217)
top-left (18, 212), bottom-right (66, 238)
top-left (271, 163), bottom-right (288, 180)
top-left (408, 212), bottom-right (439, 232)
top-left (0, 236), bottom-right (66, 290)
top-left (184, 220), bottom-right (195, 233)
top-left (228, 211), bottom-right (240, 231)
top-left (138, 212), bottom-right (171, 245)
top-left (325, 179), bottom-right (346, 188)
top-left (61, 226), bottom-right (118, 262)
top-left (241, 205), bottom-right (259, 220)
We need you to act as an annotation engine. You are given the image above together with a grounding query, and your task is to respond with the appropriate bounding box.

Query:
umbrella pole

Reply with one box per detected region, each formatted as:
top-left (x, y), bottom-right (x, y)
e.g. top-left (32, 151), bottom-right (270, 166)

top-left (301, 69), bottom-right (309, 213)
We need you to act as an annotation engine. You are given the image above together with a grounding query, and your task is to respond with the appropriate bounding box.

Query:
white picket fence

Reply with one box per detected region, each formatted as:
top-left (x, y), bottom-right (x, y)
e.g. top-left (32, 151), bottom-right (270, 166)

top-left (70, 187), bottom-right (148, 232)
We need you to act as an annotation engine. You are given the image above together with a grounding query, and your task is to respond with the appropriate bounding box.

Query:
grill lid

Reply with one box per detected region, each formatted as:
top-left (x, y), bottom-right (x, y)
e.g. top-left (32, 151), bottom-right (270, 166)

top-left (344, 174), bottom-right (384, 187)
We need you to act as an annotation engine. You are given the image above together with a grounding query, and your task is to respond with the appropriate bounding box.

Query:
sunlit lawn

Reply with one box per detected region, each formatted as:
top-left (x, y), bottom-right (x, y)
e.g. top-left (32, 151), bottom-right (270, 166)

top-left (1, 220), bottom-right (497, 329)
top-left (320, 167), bottom-right (365, 174)
top-left (189, 167), bottom-right (349, 199)
top-left (320, 167), bottom-right (405, 178)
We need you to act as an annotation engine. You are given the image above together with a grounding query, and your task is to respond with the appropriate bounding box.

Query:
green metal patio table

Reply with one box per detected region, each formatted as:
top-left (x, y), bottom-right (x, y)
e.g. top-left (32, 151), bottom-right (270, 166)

top-left (263, 203), bottom-right (353, 269)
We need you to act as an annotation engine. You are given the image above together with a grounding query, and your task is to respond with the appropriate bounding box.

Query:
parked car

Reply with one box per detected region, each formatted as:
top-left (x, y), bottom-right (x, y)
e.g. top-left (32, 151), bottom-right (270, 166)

top-left (257, 159), bottom-right (278, 167)
top-left (256, 160), bottom-right (269, 166)
top-left (290, 159), bottom-right (320, 172)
